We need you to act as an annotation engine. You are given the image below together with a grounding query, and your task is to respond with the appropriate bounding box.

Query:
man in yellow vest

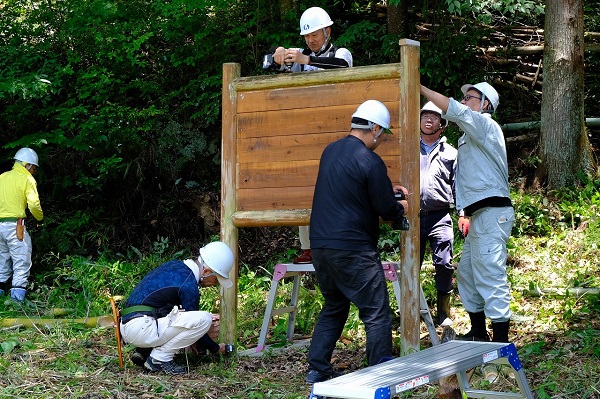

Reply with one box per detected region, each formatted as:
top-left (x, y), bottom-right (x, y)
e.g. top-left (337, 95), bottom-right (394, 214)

top-left (0, 148), bottom-right (44, 302)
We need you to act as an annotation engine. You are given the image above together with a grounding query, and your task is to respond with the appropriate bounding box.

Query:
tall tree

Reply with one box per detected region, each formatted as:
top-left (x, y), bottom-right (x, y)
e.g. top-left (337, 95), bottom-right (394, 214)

top-left (387, 2), bottom-right (409, 63)
top-left (538, 0), bottom-right (595, 187)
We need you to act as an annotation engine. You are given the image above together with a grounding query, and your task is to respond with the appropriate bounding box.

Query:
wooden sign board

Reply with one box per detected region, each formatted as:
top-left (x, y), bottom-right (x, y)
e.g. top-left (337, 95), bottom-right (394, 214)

top-left (224, 64), bottom-right (409, 225)
top-left (220, 40), bottom-right (422, 354)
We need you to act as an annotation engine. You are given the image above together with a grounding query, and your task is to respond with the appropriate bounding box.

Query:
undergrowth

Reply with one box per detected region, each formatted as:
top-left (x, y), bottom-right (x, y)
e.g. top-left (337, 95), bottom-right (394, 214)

top-left (0, 180), bottom-right (599, 398)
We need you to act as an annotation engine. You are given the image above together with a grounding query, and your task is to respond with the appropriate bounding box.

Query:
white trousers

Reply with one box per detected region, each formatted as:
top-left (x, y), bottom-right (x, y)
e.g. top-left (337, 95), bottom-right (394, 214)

top-left (120, 307), bottom-right (212, 362)
top-left (0, 221), bottom-right (32, 288)
top-left (457, 206), bottom-right (514, 322)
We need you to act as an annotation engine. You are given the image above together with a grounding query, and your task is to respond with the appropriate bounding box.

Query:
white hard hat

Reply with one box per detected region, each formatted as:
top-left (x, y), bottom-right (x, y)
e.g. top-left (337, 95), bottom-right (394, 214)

top-left (351, 100), bottom-right (391, 133)
top-left (420, 101), bottom-right (448, 127)
top-left (300, 7), bottom-right (333, 35)
top-left (199, 241), bottom-right (234, 289)
top-left (14, 148), bottom-right (39, 166)
top-left (461, 82), bottom-right (499, 113)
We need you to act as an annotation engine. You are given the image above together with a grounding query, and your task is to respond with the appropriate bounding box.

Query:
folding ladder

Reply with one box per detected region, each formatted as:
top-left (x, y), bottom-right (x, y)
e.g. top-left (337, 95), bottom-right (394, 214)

top-left (256, 261), bottom-right (439, 353)
top-left (310, 340), bottom-right (535, 399)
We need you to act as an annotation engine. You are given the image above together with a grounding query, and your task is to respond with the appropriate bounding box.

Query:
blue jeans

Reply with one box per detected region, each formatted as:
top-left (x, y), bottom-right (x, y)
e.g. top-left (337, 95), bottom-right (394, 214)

top-left (307, 248), bottom-right (392, 374)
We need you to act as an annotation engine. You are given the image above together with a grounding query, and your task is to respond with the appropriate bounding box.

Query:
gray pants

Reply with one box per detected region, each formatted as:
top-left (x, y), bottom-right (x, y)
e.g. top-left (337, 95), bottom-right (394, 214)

top-left (0, 221), bottom-right (32, 288)
top-left (457, 206), bottom-right (514, 322)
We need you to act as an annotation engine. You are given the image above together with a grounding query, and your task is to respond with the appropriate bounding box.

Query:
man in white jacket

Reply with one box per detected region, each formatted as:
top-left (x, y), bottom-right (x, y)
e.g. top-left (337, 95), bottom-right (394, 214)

top-left (420, 82), bottom-right (514, 343)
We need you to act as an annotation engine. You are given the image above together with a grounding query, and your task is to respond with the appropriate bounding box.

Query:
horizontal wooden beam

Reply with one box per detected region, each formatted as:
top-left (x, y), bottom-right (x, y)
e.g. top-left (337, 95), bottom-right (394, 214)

top-left (231, 209), bottom-right (311, 227)
top-left (232, 63), bottom-right (401, 92)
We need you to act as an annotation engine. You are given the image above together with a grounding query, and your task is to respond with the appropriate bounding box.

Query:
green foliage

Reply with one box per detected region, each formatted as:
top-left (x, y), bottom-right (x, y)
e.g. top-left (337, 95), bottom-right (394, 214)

top-left (336, 20), bottom-right (390, 66)
top-left (420, 22), bottom-right (488, 90)
top-left (0, 0), bottom-right (242, 260)
top-left (378, 224), bottom-right (401, 255)
top-left (0, 337), bottom-right (20, 354)
top-left (511, 191), bottom-right (553, 236)
top-left (511, 175), bottom-right (600, 238)
top-left (444, 0), bottom-right (544, 23)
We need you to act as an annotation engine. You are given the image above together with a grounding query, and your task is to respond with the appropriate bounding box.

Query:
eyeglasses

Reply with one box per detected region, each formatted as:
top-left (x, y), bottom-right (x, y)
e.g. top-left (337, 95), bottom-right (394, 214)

top-left (462, 94), bottom-right (482, 102)
top-left (420, 114), bottom-right (440, 121)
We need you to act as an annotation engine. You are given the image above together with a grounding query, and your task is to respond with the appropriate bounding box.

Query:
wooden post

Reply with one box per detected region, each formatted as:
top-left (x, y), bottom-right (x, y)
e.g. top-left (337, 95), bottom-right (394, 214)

top-left (221, 63), bottom-right (241, 345)
top-left (399, 39), bottom-right (421, 355)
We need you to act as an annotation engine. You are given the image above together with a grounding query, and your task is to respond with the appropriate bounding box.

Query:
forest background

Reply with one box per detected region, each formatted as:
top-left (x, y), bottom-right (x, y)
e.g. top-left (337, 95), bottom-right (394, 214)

top-left (0, 0), bottom-right (598, 264)
top-left (0, 0), bottom-right (599, 398)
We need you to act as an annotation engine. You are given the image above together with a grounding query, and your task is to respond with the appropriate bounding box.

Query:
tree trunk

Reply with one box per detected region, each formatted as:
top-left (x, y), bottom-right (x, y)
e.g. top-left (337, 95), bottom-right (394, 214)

top-left (538, 0), bottom-right (594, 188)
top-left (387, 2), bottom-right (409, 62)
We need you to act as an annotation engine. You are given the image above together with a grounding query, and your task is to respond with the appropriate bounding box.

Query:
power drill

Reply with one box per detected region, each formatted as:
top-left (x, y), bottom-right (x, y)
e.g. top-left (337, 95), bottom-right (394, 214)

top-left (393, 192), bottom-right (410, 231)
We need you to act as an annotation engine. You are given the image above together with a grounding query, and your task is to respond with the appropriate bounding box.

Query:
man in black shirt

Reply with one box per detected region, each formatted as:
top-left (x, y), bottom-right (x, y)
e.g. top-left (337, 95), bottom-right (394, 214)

top-left (306, 100), bottom-right (409, 384)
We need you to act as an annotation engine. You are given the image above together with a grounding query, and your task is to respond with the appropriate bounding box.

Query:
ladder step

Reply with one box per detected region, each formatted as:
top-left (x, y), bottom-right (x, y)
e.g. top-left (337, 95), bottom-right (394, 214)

top-left (271, 306), bottom-right (297, 316)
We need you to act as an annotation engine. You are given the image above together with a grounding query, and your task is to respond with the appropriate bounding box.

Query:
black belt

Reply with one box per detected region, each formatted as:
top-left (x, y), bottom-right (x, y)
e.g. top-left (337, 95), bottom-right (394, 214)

top-left (465, 197), bottom-right (512, 216)
top-left (121, 305), bottom-right (154, 316)
top-left (120, 305), bottom-right (155, 325)
top-left (419, 208), bottom-right (450, 217)
top-left (121, 312), bottom-right (154, 324)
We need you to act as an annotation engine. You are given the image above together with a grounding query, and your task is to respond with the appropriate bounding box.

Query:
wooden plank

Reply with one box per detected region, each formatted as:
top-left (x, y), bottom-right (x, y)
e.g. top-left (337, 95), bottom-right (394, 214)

top-left (238, 103), bottom-right (401, 138)
top-left (399, 39), bottom-right (421, 355)
top-left (238, 160), bottom-right (319, 189)
top-left (237, 79), bottom-right (400, 114)
top-left (233, 63), bottom-right (402, 92)
top-left (237, 130), bottom-right (401, 164)
top-left (237, 186), bottom-right (315, 211)
top-left (220, 63), bottom-right (241, 345)
top-left (238, 157), bottom-right (403, 189)
top-left (237, 132), bottom-right (347, 163)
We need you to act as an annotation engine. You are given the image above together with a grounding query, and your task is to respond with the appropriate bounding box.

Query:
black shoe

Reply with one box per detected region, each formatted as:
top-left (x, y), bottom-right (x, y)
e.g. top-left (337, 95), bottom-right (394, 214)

top-left (131, 348), bottom-right (151, 368)
top-left (305, 369), bottom-right (341, 384)
top-left (144, 356), bottom-right (187, 375)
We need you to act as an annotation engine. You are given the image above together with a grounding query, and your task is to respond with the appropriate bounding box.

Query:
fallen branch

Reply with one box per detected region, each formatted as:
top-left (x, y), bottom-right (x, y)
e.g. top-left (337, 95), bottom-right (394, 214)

top-left (516, 287), bottom-right (600, 298)
top-left (506, 133), bottom-right (538, 143)
top-left (0, 315), bottom-right (114, 329)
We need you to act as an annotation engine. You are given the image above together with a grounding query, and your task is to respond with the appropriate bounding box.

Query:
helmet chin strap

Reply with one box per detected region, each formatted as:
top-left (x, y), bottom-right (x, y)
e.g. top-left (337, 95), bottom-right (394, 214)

top-left (17, 160), bottom-right (32, 170)
top-left (318, 28), bottom-right (331, 54)
top-left (479, 93), bottom-right (493, 114)
top-left (421, 126), bottom-right (443, 136)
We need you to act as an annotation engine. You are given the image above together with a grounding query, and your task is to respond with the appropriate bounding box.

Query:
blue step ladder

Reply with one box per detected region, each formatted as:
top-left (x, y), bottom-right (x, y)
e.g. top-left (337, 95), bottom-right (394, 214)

top-left (310, 340), bottom-right (535, 399)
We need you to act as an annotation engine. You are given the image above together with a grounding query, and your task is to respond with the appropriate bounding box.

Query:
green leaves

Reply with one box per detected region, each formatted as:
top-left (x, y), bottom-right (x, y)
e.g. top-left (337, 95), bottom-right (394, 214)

top-left (0, 337), bottom-right (20, 354)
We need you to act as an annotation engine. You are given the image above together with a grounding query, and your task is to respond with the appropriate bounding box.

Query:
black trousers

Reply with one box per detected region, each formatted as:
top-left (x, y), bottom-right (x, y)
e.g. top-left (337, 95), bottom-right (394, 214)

top-left (307, 248), bottom-right (393, 374)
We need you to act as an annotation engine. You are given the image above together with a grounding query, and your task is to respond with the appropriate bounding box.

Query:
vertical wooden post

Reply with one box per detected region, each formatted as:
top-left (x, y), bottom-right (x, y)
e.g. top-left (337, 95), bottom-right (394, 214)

top-left (221, 63), bottom-right (241, 345)
top-left (399, 39), bottom-right (421, 355)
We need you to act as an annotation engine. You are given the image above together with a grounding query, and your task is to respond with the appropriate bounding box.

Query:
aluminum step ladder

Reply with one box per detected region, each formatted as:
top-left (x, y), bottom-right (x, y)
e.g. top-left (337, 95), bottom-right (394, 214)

top-left (256, 261), bottom-right (439, 353)
top-left (310, 340), bottom-right (535, 399)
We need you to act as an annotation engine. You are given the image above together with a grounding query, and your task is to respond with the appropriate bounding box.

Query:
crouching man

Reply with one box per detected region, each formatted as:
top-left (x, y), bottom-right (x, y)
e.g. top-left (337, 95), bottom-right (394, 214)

top-left (120, 241), bottom-right (234, 374)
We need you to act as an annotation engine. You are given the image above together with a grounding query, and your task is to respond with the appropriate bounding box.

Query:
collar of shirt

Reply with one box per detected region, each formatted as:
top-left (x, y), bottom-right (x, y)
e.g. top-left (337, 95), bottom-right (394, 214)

top-left (420, 137), bottom-right (441, 155)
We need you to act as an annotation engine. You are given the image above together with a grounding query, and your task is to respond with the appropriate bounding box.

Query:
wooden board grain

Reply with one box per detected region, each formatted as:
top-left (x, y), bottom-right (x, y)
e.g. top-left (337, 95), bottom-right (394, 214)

top-left (236, 79), bottom-right (400, 114)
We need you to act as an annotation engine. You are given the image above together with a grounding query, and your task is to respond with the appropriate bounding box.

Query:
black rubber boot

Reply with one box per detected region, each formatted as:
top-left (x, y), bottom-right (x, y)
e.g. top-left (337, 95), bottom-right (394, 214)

top-left (491, 321), bottom-right (510, 343)
top-left (457, 311), bottom-right (489, 341)
top-left (436, 292), bottom-right (452, 325)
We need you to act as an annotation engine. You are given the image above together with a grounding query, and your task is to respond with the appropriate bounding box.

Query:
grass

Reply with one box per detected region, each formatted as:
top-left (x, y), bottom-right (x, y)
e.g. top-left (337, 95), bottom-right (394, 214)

top-left (1, 183), bottom-right (600, 398)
